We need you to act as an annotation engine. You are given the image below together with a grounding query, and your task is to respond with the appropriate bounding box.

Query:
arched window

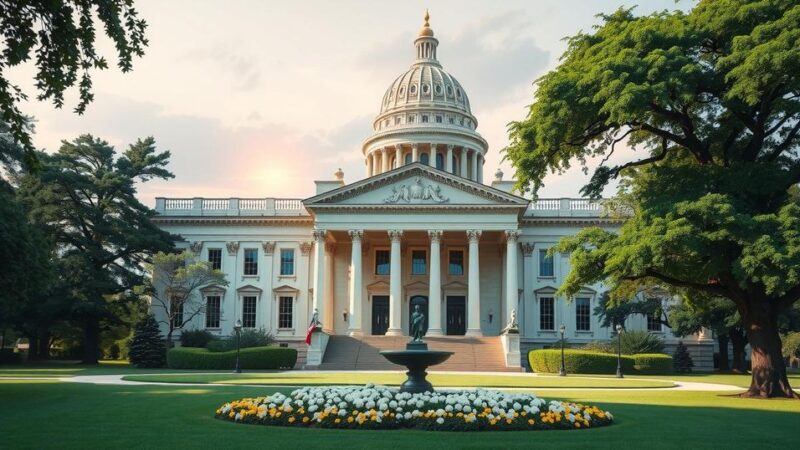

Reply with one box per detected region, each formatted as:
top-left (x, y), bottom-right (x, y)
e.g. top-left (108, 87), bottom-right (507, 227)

top-left (404, 154), bottom-right (412, 165)
top-left (436, 153), bottom-right (444, 170)
top-left (420, 153), bottom-right (430, 165)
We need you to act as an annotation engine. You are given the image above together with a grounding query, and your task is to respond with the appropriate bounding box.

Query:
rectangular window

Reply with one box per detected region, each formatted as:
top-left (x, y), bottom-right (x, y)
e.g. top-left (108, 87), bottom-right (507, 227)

top-left (207, 249), bottom-right (222, 271)
top-left (243, 248), bottom-right (258, 275)
top-left (170, 296), bottom-right (184, 328)
top-left (539, 297), bottom-right (554, 330)
top-left (408, 115), bottom-right (415, 123)
top-left (539, 249), bottom-right (554, 277)
top-left (647, 311), bottom-right (662, 332)
top-left (375, 250), bottom-right (390, 275)
top-left (448, 250), bottom-right (464, 275)
top-left (242, 296), bottom-right (257, 328)
top-left (575, 297), bottom-right (591, 331)
top-left (422, 115), bottom-right (429, 123)
top-left (278, 296), bottom-right (293, 329)
top-left (395, 116), bottom-right (401, 125)
top-left (435, 115), bottom-right (443, 123)
top-left (205, 296), bottom-right (221, 328)
top-left (280, 249), bottom-right (295, 276)
top-left (411, 250), bottom-right (426, 275)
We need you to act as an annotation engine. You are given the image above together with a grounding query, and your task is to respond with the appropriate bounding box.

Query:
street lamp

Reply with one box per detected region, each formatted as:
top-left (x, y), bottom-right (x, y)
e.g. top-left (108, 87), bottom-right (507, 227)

top-left (233, 319), bottom-right (242, 374)
top-left (559, 324), bottom-right (567, 377)
top-left (615, 324), bottom-right (624, 378)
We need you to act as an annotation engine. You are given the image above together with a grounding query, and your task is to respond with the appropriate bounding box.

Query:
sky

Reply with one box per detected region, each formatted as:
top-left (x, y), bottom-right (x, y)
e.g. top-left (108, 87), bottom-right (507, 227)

top-left (8, 0), bottom-right (690, 205)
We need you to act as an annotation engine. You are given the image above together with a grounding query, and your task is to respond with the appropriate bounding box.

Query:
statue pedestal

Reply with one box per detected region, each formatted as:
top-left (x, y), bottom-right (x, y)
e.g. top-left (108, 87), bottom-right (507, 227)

top-left (501, 332), bottom-right (521, 368)
top-left (306, 330), bottom-right (329, 368)
top-left (406, 341), bottom-right (428, 351)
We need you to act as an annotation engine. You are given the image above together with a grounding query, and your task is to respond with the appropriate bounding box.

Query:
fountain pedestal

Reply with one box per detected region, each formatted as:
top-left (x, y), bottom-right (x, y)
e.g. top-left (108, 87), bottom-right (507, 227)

top-left (380, 342), bottom-right (453, 393)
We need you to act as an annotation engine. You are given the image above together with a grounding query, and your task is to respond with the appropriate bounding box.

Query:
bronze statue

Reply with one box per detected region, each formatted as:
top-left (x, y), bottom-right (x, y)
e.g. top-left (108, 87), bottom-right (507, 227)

top-left (410, 304), bottom-right (425, 342)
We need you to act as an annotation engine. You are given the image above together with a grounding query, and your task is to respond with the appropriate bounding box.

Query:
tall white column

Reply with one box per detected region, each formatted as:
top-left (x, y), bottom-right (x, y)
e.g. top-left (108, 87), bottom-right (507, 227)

top-left (504, 230), bottom-right (520, 331)
top-left (460, 148), bottom-right (469, 178)
top-left (520, 243), bottom-right (534, 335)
top-left (348, 230), bottom-right (363, 336)
top-left (312, 229), bottom-right (327, 331)
top-left (382, 148), bottom-right (390, 173)
top-left (367, 154), bottom-right (373, 177)
top-left (395, 145), bottom-right (403, 168)
top-left (412, 144), bottom-right (419, 163)
top-left (446, 145), bottom-right (454, 173)
top-left (324, 242), bottom-right (335, 333)
top-left (466, 229), bottom-right (483, 336)
top-left (386, 230), bottom-right (403, 336)
top-left (427, 230), bottom-right (443, 336)
top-left (429, 143), bottom-right (436, 167)
top-left (471, 150), bottom-right (479, 182)
top-left (372, 151), bottom-right (380, 176)
top-left (477, 154), bottom-right (484, 183)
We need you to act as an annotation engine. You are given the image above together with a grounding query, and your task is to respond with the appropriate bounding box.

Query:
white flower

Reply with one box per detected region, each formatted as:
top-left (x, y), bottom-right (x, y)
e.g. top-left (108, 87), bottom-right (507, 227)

top-left (436, 418), bottom-right (444, 424)
top-left (463, 406), bottom-right (472, 413)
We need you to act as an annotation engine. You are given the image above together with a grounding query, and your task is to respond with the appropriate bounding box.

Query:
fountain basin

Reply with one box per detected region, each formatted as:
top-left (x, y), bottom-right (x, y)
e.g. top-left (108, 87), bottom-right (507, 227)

top-left (380, 349), bottom-right (453, 393)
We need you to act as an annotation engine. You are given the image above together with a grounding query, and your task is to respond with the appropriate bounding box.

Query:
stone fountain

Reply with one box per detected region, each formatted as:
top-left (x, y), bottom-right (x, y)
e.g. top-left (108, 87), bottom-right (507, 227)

top-left (379, 305), bottom-right (453, 393)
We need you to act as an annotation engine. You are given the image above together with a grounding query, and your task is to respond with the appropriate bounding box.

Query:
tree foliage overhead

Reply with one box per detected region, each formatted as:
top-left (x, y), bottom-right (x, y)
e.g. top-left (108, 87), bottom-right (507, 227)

top-left (0, 0), bottom-right (147, 152)
top-left (506, 0), bottom-right (800, 398)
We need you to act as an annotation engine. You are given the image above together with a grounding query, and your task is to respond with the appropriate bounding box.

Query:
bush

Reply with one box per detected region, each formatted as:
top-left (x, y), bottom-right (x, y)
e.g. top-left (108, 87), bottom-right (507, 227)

top-left (206, 328), bottom-right (274, 352)
top-left (673, 341), bottom-right (694, 373)
top-left (0, 348), bottom-right (22, 364)
top-left (782, 332), bottom-right (800, 359)
top-left (620, 330), bottom-right (665, 354)
top-left (167, 346), bottom-right (297, 370)
top-left (581, 341), bottom-right (615, 354)
top-left (128, 314), bottom-right (166, 368)
top-left (633, 353), bottom-right (673, 374)
top-left (180, 329), bottom-right (216, 348)
top-left (528, 349), bottom-right (635, 374)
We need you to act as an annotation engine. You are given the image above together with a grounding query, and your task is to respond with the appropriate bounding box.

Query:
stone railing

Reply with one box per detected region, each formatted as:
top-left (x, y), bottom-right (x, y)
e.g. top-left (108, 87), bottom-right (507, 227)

top-left (155, 197), bottom-right (309, 217)
top-left (526, 198), bottom-right (605, 217)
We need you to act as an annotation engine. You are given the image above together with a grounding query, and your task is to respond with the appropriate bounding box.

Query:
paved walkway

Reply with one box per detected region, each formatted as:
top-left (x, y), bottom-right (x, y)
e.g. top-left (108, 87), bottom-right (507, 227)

top-left (47, 372), bottom-right (748, 392)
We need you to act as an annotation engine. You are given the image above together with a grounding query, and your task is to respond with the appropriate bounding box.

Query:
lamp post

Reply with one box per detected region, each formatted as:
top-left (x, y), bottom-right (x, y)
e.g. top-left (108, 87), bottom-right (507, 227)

top-left (615, 324), bottom-right (624, 378)
top-left (233, 319), bottom-right (242, 374)
top-left (559, 324), bottom-right (566, 377)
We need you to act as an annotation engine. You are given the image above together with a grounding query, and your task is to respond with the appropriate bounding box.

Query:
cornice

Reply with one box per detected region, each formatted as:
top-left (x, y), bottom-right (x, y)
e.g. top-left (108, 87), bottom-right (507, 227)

top-left (151, 216), bottom-right (313, 226)
top-left (362, 125), bottom-right (488, 153)
top-left (520, 217), bottom-right (624, 226)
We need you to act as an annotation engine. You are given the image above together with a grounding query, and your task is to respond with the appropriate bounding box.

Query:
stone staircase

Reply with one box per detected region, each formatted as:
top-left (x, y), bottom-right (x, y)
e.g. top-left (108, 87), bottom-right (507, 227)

top-left (319, 335), bottom-right (520, 372)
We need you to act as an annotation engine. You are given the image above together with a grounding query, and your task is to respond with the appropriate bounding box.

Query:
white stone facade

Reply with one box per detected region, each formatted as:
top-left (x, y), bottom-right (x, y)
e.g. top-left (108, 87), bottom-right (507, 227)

top-left (150, 14), bottom-right (713, 370)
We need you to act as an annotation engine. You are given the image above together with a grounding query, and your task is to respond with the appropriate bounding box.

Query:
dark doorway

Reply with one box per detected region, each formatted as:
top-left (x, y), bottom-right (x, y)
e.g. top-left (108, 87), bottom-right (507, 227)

top-left (446, 296), bottom-right (466, 335)
top-left (372, 296), bottom-right (390, 335)
top-left (408, 295), bottom-right (429, 336)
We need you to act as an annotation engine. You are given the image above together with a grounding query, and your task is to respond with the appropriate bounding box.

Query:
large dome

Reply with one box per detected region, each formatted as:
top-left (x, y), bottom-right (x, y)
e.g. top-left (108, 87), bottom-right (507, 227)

top-left (362, 12), bottom-right (488, 184)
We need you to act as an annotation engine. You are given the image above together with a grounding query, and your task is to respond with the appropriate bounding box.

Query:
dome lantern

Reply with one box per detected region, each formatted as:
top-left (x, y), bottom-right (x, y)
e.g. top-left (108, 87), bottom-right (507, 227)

top-left (414, 10), bottom-right (439, 64)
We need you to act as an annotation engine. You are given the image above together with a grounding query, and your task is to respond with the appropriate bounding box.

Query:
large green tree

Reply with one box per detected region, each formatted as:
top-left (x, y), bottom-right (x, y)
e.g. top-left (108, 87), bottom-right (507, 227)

top-left (0, 0), bottom-right (147, 157)
top-left (506, 1), bottom-right (800, 397)
top-left (20, 134), bottom-right (175, 364)
top-left (669, 298), bottom-right (748, 372)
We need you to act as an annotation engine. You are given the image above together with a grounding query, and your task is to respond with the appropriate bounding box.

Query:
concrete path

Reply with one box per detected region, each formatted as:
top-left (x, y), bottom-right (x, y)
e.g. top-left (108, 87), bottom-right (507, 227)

top-left (47, 372), bottom-right (749, 392)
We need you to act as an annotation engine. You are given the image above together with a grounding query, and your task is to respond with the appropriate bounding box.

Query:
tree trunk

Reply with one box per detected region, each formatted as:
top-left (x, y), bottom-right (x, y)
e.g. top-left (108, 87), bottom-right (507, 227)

top-left (717, 334), bottom-right (730, 372)
top-left (28, 333), bottom-right (41, 361)
top-left (741, 304), bottom-right (797, 398)
top-left (82, 321), bottom-right (100, 365)
top-left (37, 331), bottom-right (50, 360)
top-left (729, 328), bottom-right (748, 373)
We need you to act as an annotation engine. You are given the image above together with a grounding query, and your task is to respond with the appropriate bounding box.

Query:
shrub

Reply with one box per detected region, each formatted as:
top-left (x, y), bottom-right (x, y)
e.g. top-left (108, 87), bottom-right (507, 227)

top-left (781, 332), bottom-right (800, 360)
top-left (128, 314), bottom-right (166, 368)
top-left (206, 328), bottom-right (274, 352)
top-left (581, 341), bottom-right (615, 354)
top-left (528, 349), bottom-right (635, 374)
top-left (633, 353), bottom-right (673, 374)
top-left (673, 341), bottom-right (694, 373)
top-left (620, 330), bottom-right (665, 354)
top-left (0, 348), bottom-right (22, 364)
top-left (167, 346), bottom-right (297, 370)
top-left (180, 329), bottom-right (216, 348)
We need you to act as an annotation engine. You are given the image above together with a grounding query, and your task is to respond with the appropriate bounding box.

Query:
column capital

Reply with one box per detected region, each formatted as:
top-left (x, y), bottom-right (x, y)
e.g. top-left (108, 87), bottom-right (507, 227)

top-left (261, 241), bottom-right (275, 255)
top-left (348, 230), bottom-right (364, 242)
top-left (427, 230), bottom-right (443, 242)
top-left (519, 242), bottom-right (534, 257)
top-left (225, 241), bottom-right (240, 256)
top-left (411, 143), bottom-right (419, 150)
top-left (446, 144), bottom-right (454, 150)
top-left (299, 241), bottom-right (313, 256)
top-left (466, 230), bottom-right (482, 242)
top-left (388, 229), bottom-right (404, 242)
top-left (312, 229), bottom-right (327, 241)
top-left (505, 230), bottom-right (521, 242)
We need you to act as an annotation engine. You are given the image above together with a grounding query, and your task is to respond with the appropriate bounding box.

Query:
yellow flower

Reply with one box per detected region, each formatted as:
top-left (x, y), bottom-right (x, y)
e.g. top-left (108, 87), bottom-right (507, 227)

top-left (335, 418), bottom-right (341, 424)
top-left (288, 417), bottom-right (295, 423)
top-left (347, 417), bottom-right (354, 423)
top-left (528, 419), bottom-right (535, 425)
top-left (302, 417), bottom-right (310, 423)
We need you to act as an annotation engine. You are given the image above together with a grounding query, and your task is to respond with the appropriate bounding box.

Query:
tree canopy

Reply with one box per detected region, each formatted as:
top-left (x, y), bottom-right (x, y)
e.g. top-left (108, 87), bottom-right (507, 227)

top-left (506, 0), bottom-right (800, 398)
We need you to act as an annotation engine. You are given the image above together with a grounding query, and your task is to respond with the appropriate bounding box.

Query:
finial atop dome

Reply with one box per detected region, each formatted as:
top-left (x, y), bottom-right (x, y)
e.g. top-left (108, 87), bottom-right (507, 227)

top-left (419, 9), bottom-right (434, 37)
top-left (334, 168), bottom-right (344, 181)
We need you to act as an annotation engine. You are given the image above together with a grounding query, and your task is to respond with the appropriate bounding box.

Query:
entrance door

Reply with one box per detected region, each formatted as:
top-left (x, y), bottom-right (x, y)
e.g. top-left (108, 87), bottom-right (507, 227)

top-left (446, 296), bottom-right (466, 335)
top-left (371, 296), bottom-right (390, 335)
top-left (408, 295), bottom-right (429, 336)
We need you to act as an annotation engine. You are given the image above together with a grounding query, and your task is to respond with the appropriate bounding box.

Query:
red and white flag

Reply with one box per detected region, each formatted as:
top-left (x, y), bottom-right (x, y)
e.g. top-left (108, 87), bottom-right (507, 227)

top-left (305, 321), bottom-right (317, 345)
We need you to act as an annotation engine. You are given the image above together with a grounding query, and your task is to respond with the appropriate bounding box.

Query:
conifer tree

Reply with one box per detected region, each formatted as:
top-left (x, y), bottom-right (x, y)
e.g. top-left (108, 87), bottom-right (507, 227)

top-left (128, 314), bottom-right (166, 368)
top-left (673, 341), bottom-right (694, 374)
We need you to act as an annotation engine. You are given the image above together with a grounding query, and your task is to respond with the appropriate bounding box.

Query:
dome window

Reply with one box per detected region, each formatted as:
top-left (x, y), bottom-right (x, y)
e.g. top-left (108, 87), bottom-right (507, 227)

top-left (446, 85), bottom-right (453, 96)
top-left (399, 86), bottom-right (405, 96)
top-left (385, 119), bottom-right (390, 127)
top-left (434, 84), bottom-right (442, 95)
top-left (422, 83), bottom-right (430, 94)
top-left (408, 115), bottom-right (415, 123)
top-left (422, 115), bottom-right (429, 123)
top-left (435, 115), bottom-right (443, 123)
top-left (420, 153), bottom-right (430, 165)
top-left (395, 116), bottom-right (402, 125)
top-left (448, 117), bottom-right (455, 124)
top-left (456, 88), bottom-right (462, 99)
top-left (410, 84), bottom-right (417, 95)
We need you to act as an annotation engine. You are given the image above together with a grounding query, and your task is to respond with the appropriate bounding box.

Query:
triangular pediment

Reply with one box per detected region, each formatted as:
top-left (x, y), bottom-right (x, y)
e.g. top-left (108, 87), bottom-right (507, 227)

top-left (304, 163), bottom-right (528, 209)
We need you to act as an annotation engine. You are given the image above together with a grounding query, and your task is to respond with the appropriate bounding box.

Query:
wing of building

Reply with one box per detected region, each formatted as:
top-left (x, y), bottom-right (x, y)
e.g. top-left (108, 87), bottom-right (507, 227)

top-left (151, 13), bottom-right (713, 371)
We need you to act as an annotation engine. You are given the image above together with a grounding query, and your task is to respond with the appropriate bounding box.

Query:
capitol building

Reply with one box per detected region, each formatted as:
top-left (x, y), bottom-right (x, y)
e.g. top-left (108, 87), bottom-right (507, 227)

top-left (152, 14), bottom-right (713, 371)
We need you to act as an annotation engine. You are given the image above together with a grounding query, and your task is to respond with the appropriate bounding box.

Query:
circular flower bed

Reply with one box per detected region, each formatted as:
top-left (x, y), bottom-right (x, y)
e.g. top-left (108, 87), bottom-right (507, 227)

top-left (215, 384), bottom-right (613, 431)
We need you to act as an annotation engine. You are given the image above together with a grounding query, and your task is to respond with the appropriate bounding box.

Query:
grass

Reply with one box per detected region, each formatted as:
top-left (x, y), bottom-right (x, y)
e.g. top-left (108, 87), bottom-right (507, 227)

top-left (0, 360), bottom-right (228, 378)
top-left (121, 372), bottom-right (675, 389)
top-left (1, 379), bottom-right (799, 449)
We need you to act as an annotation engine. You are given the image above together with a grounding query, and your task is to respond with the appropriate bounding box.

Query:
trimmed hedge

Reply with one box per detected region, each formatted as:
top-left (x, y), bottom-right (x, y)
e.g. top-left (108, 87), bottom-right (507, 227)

top-left (529, 349), bottom-right (635, 374)
top-left (634, 353), bottom-right (674, 374)
top-left (167, 346), bottom-right (297, 370)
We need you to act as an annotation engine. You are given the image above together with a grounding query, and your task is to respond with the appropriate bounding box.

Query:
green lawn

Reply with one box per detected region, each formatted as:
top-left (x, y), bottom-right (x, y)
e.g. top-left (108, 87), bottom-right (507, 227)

top-left (121, 372), bottom-right (674, 388)
top-left (0, 360), bottom-right (228, 378)
top-left (1, 379), bottom-right (799, 449)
